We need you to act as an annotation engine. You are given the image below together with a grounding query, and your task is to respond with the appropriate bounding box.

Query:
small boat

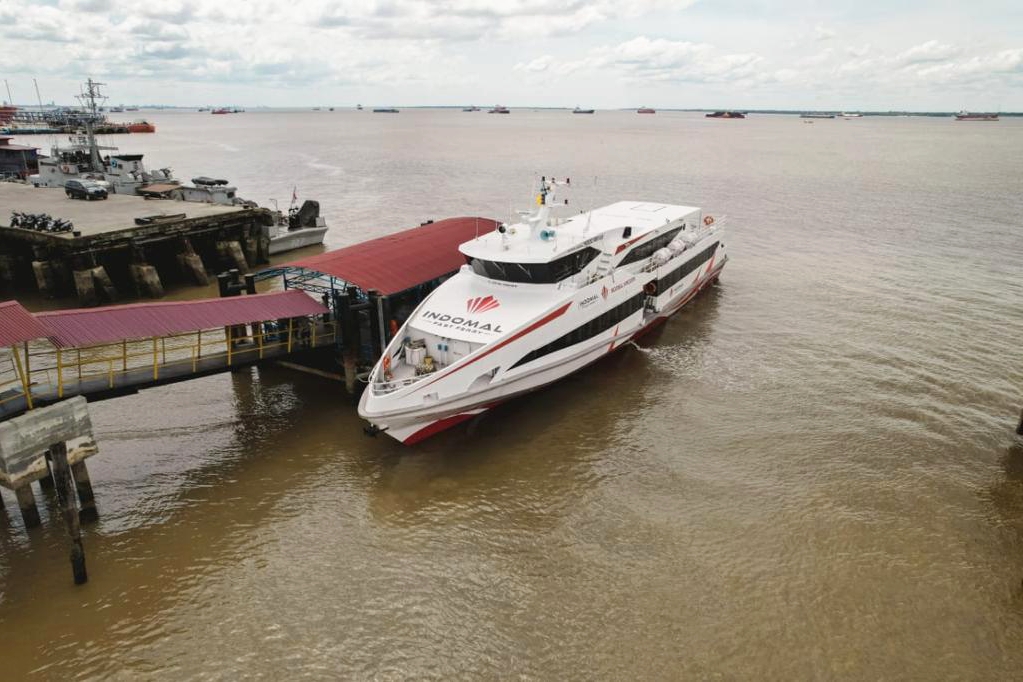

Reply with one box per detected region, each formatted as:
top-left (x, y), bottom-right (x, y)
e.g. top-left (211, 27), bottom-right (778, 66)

top-left (356, 104), bottom-right (363, 110)
top-left (572, 107), bottom-right (595, 114)
top-left (373, 108), bottom-right (399, 113)
top-left (211, 108), bottom-right (231, 114)
top-left (125, 107), bottom-right (139, 112)
top-left (358, 177), bottom-right (728, 444)
top-left (126, 120), bottom-right (155, 133)
top-left (954, 111), bottom-right (998, 121)
top-left (313, 107), bottom-right (321, 111)
top-left (488, 105), bottom-right (510, 114)
top-left (637, 107), bottom-right (655, 114)
top-left (706, 111), bottom-right (746, 119)
top-left (462, 106), bottom-right (481, 112)
top-left (329, 107), bottom-right (334, 111)
top-left (799, 113), bottom-right (835, 119)
top-left (840, 112), bottom-right (863, 118)
top-left (109, 106), bottom-right (125, 113)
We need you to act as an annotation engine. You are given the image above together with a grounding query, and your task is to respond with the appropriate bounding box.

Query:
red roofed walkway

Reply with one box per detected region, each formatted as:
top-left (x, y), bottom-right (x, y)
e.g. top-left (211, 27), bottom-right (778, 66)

top-left (0, 291), bottom-right (334, 421)
top-left (281, 216), bottom-right (498, 295)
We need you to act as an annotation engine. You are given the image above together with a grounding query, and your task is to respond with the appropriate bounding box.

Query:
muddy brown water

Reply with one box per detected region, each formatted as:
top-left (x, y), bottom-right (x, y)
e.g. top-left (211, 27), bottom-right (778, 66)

top-left (1, 110), bottom-right (1022, 678)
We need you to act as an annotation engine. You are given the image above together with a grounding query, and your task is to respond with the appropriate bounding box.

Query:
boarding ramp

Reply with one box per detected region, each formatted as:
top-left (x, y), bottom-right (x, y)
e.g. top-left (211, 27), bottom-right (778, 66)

top-left (0, 291), bottom-right (335, 421)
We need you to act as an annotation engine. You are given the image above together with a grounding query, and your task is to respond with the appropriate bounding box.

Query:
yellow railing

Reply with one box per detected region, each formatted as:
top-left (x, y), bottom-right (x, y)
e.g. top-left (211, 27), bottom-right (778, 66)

top-left (3, 318), bottom-right (337, 406)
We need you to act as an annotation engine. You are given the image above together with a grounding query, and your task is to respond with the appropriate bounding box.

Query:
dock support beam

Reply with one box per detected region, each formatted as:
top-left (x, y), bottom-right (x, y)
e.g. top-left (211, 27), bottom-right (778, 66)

top-left (15, 484), bottom-right (41, 528)
top-left (71, 460), bottom-right (98, 523)
top-left (49, 442), bottom-right (87, 584)
top-left (338, 291), bottom-right (358, 395)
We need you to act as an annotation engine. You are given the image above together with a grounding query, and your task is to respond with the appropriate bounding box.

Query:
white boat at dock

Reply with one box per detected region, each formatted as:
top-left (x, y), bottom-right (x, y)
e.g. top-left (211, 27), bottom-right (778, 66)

top-left (359, 177), bottom-right (727, 444)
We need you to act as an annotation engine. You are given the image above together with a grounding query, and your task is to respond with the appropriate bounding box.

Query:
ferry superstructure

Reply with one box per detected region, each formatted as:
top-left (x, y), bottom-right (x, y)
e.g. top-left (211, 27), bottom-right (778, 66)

top-left (358, 179), bottom-right (728, 444)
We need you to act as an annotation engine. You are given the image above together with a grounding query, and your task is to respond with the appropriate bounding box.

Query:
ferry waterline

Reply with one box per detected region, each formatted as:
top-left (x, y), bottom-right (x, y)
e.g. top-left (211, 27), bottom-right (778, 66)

top-left (359, 179), bottom-right (728, 444)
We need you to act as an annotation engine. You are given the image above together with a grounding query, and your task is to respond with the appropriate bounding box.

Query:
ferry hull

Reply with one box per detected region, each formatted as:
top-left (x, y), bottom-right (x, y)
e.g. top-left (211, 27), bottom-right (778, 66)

top-left (364, 259), bottom-right (726, 445)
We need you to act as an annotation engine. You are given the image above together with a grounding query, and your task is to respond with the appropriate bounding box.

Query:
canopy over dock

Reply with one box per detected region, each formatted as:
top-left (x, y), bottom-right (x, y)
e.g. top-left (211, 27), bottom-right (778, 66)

top-left (280, 216), bottom-right (499, 296)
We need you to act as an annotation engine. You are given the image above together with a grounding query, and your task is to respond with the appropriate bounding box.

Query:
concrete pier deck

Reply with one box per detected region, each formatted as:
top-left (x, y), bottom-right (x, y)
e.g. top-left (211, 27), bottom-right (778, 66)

top-left (0, 183), bottom-right (243, 238)
top-left (0, 183), bottom-right (273, 304)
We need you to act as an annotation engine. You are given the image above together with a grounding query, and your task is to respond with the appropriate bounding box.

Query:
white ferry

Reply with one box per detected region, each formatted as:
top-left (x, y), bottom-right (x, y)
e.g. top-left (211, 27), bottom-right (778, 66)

top-left (358, 179), bottom-right (728, 444)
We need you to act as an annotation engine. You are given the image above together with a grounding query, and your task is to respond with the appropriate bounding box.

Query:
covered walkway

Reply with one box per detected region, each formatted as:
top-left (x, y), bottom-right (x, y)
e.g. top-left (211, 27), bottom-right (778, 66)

top-left (0, 291), bottom-right (332, 420)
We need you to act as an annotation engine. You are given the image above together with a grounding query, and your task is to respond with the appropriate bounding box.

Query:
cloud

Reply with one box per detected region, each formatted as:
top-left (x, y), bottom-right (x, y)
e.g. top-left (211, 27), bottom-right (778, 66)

top-left (813, 23), bottom-right (836, 41)
top-left (514, 55), bottom-right (555, 72)
top-left (847, 44), bottom-right (871, 58)
top-left (896, 40), bottom-right (959, 65)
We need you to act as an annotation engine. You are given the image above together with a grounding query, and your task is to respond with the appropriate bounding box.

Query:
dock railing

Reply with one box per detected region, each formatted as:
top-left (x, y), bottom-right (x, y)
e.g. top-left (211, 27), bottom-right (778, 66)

top-left (0, 317), bottom-right (337, 416)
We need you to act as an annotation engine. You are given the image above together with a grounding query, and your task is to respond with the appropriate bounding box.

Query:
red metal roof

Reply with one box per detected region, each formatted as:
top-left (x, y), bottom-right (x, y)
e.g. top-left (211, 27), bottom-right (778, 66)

top-left (0, 300), bottom-right (53, 347)
top-left (284, 216), bottom-right (499, 295)
top-left (36, 290), bottom-right (327, 348)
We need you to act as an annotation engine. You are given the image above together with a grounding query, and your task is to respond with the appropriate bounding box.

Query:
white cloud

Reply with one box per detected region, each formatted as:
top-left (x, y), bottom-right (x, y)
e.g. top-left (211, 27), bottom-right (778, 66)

top-left (896, 40), bottom-right (960, 65)
top-left (813, 23), bottom-right (836, 41)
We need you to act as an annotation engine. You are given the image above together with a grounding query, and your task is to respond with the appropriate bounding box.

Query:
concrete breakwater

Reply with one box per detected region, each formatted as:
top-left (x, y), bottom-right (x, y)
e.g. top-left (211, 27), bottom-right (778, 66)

top-left (0, 183), bottom-right (272, 305)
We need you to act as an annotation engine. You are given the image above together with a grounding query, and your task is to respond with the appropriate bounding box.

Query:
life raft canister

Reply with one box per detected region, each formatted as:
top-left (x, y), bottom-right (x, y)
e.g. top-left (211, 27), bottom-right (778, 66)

top-left (703, 215), bottom-right (715, 226)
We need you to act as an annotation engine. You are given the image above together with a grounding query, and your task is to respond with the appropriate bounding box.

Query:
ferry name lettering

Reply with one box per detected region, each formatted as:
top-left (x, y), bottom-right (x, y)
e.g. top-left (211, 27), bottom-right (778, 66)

top-left (422, 310), bottom-right (503, 333)
top-left (610, 277), bottom-right (636, 294)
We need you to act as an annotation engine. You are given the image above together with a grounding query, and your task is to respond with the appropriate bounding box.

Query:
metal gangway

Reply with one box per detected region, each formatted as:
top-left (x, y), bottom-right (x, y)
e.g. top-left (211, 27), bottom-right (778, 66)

top-left (0, 292), bottom-right (336, 421)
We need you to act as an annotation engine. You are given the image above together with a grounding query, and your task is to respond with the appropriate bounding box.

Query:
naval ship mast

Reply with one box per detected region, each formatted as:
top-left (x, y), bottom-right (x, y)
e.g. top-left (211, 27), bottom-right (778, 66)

top-left (74, 78), bottom-right (108, 172)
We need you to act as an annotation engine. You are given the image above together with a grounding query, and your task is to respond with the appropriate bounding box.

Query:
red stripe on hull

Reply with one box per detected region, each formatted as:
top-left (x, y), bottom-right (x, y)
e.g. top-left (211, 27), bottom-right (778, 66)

top-left (402, 412), bottom-right (478, 444)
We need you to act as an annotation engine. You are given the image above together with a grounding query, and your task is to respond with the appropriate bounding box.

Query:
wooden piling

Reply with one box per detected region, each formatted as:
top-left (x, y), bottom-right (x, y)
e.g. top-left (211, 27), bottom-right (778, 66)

top-left (14, 483), bottom-right (41, 528)
top-left (1017, 408), bottom-right (1023, 437)
top-left (70, 460), bottom-right (98, 523)
top-left (49, 442), bottom-right (87, 585)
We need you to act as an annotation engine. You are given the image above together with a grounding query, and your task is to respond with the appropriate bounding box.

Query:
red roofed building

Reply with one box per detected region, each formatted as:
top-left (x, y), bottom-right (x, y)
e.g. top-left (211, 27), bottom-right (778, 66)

top-left (0, 136), bottom-right (39, 180)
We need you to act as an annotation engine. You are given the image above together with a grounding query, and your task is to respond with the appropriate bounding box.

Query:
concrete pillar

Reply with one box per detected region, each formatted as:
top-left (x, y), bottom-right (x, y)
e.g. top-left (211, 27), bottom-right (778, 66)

top-left (217, 241), bottom-right (249, 272)
top-left (14, 484), bottom-right (41, 528)
top-left (71, 460), bottom-right (98, 523)
top-left (32, 260), bottom-right (58, 297)
top-left (73, 269), bottom-right (98, 306)
top-left (0, 254), bottom-right (18, 285)
top-left (177, 252), bottom-right (209, 285)
top-left (49, 442), bottom-right (87, 585)
top-left (129, 263), bottom-right (165, 298)
top-left (240, 236), bottom-right (258, 268)
top-left (39, 452), bottom-right (55, 491)
top-left (91, 266), bottom-right (118, 301)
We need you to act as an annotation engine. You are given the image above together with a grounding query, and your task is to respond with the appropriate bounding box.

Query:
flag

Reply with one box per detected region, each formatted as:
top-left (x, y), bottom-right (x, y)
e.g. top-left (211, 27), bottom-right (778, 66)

top-left (291, 186), bottom-right (298, 203)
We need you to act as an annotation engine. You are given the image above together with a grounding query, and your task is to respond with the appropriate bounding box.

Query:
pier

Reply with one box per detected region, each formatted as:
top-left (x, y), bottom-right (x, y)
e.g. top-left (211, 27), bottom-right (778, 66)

top-left (0, 183), bottom-right (272, 305)
top-left (0, 214), bottom-right (498, 583)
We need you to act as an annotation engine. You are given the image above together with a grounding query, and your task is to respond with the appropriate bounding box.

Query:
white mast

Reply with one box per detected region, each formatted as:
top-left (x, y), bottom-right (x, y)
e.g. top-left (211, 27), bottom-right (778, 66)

top-left (75, 78), bottom-right (108, 172)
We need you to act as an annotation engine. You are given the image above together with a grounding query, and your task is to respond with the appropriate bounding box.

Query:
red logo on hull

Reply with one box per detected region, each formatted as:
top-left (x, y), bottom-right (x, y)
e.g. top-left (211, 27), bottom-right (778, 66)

top-left (466, 295), bottom-right (500, 314)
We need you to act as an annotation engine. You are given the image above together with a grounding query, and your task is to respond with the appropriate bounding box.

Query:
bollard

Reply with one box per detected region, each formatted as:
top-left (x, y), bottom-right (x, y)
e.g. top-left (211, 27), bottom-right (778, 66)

top-left (49, 442), bottom-right (87, 585)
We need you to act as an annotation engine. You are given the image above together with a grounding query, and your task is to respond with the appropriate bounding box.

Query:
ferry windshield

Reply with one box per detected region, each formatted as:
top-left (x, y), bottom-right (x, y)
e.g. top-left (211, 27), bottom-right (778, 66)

top-left (467, 247), bottom-right (600, 284)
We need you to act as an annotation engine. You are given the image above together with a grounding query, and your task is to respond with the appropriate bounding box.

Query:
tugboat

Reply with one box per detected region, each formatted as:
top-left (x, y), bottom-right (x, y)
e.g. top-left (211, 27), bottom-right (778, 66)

top-left (488, 105), bottom-right (510, 114)
top-left (126, 120), bottom-right (155, 133)
top-left (572, 106), bottom-right (595, 114)
top-left (359, 177), bottom-right (727, 444)
top-left (706, 111), bottom-right (746, 119)
top-left (954, 111), bottom-right (999, 121)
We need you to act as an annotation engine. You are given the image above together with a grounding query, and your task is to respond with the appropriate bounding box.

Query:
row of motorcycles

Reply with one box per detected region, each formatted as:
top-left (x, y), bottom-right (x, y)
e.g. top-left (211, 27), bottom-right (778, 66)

top-left (9, 211), bottom-right (75, 233)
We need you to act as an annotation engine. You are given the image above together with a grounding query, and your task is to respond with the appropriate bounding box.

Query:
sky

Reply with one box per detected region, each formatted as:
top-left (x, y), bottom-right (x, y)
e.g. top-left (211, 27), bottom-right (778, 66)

top-left (1, 0), bottom-right (1021, 110)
